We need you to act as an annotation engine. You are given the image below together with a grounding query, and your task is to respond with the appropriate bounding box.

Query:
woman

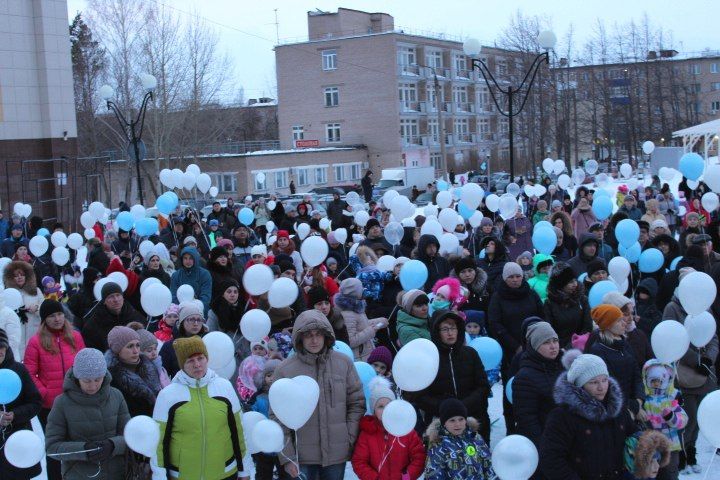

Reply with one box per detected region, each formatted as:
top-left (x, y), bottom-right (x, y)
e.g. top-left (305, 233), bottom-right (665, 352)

top-left (550, 211), bottom-right (577, 256)
top-left (208, 246), bottom-right (241, 299)
top-left (139, 248), bottom-right (171, 287)
top-left (159, 304), bottom-right (209, 377)
top-left (543, 262), bottom-right (592, 349)
top-left (45, 348), bottom-right (130, 480)
top-left (450, 256), bottom-right (488, 313)
top-left (477, 236), bottom-right (508, 293)
top-left (656, 186), bottom-right (677, 234)
top-left (0, 327), bottom-right (42, 480)
top-left (570, 198), bottom-right (597, 240)
top-left (153, 336), bottom-right (250, 480)
top-left (208, 279), bottom-right (249, 360)
top-left (540, 353), bottom-right (636, 480)
top-left (641, 199), bottom-right (665, 225)
top-left (301, 265), bottom-right (340, 307)
top-left (271, 230), bottom-right (303, 279)
top-left (67, 267), bottom-right (101, 331)
top-left (253, 198), bottom-right (270, 239)
top-left (512, 322), bottom-right (564, 448)
top-left (3, 260), bottom-right (43, 358)
top-left (679, 212), bottom-right (704, 255)
top-left (334, 278), bottom-right (387, 361)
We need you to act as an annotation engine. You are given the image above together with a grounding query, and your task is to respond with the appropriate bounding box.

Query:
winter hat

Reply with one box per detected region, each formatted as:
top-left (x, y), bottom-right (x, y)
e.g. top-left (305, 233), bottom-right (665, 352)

top-left (551, 199), bottom-right (562, 209)
top-left (624, 194), bottom-right (635, 202)
top-left (691, 233), bottom-right (712, 245)
top-left (164, 304), bottom-right (180, 317)
top-left (277, 261), bottom-right (295, 274)
top-left (208, 219), bottom-right (219, 227)
top-left (276, 230), bottom-right (289, 240)
top-left (254, 358), bottom-right (282, 390)
top-left (307, 286), bottom-right (331, 308)
top-left (136, 329), bottom-right (158, 351)
top-left (677, 267), bottom-right (695, 282)
top-left (0, 328), bottom-right (9, 349)
top-left (183, 236), bottom-right (198, 246)
top-left (339, 278), bottom-right (363, 299)
top-left (178, 304), bottom-right (204, 327)
top-left (367, 346), bottom-right (393, 370)
top-left (41, 276), bottom-right (55, 288)
top-left (650, 219), bottom-right (668, 230)
top-left (209, 246), bottom-right (228, 262)
top-left (502, 262), bottom-right (523, 280)
top-left (591, 304), bottom-right (624, 331)
top-left (624, 430), bottom-right (671, 479)
top-left (39, 299), bottom-right (64, 323)
top-left (517, 251), bottom-right (533, 262)
top-left (73, 348), bottom-right (107, 380)
top-left (439, 398), bottom-right (468, 425)
top-left (464, 310), bottom-right (484, 327)
top-left (325, 256), bottom-right (338, 267)
top-left (394, 256), bottom-right (410, 268)
top-left (365, 218), bottom-right (381, 231)
top-left (217, 238), bottom-right (234, 250)
top-left (101, 282), bottom-right (123, 301)
top-left (173, 336), bottom-right (208, 368)
top-left (326, 232), bottom-right (338, 244)
top-left (526, 321), bottom-right (558, 351)
top-left (107, 326), bottom-right (139, 354)
top-left (250, 339), bottom-right (269, 353)
top-left (453, 256), bottom-right (477, 276)
top-left (586, 258), bottom-right (607, 278)
top-left (401, 289), bottom-right (429, 312)
top-left (480, 217), bottom-right (493, 228)
top-left (645, 363), bottom-right (671, 389)
top-left (11, 224), bottom-right (23, 232)
top-left (368, 376), bottom-right (396, 411)
top-left (566, 352), bottom-right (609, 388)
top-left (602, 291), bottom-right (632, 309)
top-left (251, 245), bottom-right (267, 257)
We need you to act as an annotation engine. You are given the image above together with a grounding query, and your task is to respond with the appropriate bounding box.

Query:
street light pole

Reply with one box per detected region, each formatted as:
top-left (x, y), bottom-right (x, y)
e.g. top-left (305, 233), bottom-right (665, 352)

top-left (464, 32), bottom-right (555, 181)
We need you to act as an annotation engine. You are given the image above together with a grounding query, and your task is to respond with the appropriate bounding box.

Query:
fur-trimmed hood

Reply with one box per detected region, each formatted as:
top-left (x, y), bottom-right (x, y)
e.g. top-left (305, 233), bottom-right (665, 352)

top-left (356, 245), bottom-right (378, 267)
top-left (3, 260), bottom-right (37, 294)
top-left (425, 416), bottom-right (480, 446)
top-left (625, 430), bottom-right (671, 479)
top-left (334, 292), bottom-right (366, 314)
top-left (553, 371), bottom-right (624, 422)
top-left (450, 266), bottom-right (488, 295)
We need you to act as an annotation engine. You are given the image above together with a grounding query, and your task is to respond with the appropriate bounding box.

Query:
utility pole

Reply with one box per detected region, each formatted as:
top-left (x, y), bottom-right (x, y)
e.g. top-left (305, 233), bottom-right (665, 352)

top-left (435, 72), bottom-right (447, 173)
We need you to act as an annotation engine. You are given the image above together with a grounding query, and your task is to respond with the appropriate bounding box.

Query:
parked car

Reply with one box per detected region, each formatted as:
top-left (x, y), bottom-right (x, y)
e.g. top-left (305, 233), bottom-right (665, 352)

top-left (414, 192), bottom-right (434, 206)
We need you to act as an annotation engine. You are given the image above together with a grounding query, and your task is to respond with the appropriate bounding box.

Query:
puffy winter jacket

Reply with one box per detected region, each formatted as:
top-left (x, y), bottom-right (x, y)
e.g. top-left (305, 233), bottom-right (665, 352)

top-left (351, 415), bottom-right (426, 480)
top-left (0, 303), bottom-right (22, 356)
top-left (527, 254), bottom-right (554, 302)
top-left (416, 235), bottom-right (451, 291)
top-left (488, 280), bottom-right (544, 356)
top-left (335, 293), bottom-right (383, 361)
top-left (423, 417), bottom-right (495, 480)
top-left (586, 337), bottom-right (643, 412)
top-left (170, 247), bottom-right (213, 313)
top-left (23, 329), bottom-right (85, 409)
top-left (396, 310), bottom-right (431, 347)
top-left (566, 233), bottom-right (601, 277)
top-left (640, 360), bottom-right (688, 451)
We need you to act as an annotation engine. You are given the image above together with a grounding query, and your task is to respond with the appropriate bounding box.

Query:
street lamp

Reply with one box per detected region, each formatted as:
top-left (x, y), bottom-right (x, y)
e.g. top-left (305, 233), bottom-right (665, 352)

top-left (464, 31), bottom-right (555, 179)
top-left (100, 73), bottom-right (156, 205)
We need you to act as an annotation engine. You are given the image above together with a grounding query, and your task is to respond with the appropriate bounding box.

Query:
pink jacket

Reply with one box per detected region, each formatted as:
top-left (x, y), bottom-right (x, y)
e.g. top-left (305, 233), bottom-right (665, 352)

top-left (23, 330), bottom-right (85, 409)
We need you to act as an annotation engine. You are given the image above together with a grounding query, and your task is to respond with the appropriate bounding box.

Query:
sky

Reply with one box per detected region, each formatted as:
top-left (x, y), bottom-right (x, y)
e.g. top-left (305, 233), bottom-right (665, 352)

top-left (66, 0), bottom-right (720, 101)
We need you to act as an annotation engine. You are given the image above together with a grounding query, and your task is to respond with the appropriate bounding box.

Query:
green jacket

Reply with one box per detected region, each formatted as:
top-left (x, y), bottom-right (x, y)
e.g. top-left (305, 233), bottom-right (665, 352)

top-left (396, 310), bottom-right (431, 347)
top-left (45, 370), bottom-right (130, 480)
top-left (532, 210), bottom-right (549, 225)
top-left (528, 253), bottom-right (554, 302)
top-left (154, 369), bottom-right (247, 480)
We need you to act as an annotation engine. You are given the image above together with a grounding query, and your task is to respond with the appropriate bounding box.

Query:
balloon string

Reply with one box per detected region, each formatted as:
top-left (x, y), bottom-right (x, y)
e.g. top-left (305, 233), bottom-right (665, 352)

top-left (701, 453), bottom-right (716, 480)
top-left (47, 446), bottom-right (102, 457)
top-left (277, 432), bottom-right (306, 480)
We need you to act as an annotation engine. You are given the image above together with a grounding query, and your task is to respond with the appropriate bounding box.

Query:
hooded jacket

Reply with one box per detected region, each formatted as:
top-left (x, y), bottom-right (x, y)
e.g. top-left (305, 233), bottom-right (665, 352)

top-left (170, 247), bottom-right (212, 313)
top-left (0, 301), bottom-right (21, 356)
top-left (334, 290), bottom-right (383, 361)
top-left (488, 280), bottom-right (544, 357)
top-left (476, 236), bottom-right (508, 293)
top-left (270, 310), bottom-right (365, 467)
top-left (634, 278), bottom-right (662, 337)
top-left (396, 309), bottom-right (431, 347)
top-left (349, 246), bottom-right (393, 302)
top-left (586, 336), bottom-right (643, 412)
top-left (544, 263), bottom-right (592, 348)
top-left (640, 360), bottom-right (688, 451)
top-left (566, 233), bottom-right (600, 277)
top-left (67, 267), bottom-right (101, 330)
top-left (540, 373), bottom-right (636, 480)
top-left (527, 253), bottom-right (554, 302)
top-left (423, 417), bottom-right (495, 480)
top-left (450, 266), bottom-right (488, 312)
top-left (416, 235), bottom-right (451, 291)
top-left (3, 260), bottom-right (43, 358)
top-left (45, 370), bottom-right (130, 480)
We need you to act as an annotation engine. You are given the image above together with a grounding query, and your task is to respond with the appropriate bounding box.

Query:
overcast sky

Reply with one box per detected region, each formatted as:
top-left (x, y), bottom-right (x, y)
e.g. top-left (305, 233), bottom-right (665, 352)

top-left (67, 0), bottom-right (720, 100)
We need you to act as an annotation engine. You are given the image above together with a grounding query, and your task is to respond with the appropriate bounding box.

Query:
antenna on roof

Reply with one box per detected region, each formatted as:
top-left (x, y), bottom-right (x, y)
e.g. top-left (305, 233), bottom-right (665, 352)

top-left (274, 9), bottom-right (279, 45)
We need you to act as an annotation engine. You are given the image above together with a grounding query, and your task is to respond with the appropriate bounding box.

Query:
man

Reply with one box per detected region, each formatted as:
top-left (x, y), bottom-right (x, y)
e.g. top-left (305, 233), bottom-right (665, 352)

top-left (588, 222), bottom-right (613, 264)
top-left (82, 282), bottom-right (145, 351)
top-left (207, 201), bottom-right (236, 232)
top-left (326, 192), bottom-right (347, 228)
top-left (567, 233), bottom-right (601, 277)
top-left (272, 310), bottom-right (365, 479)
top-left (170, 247), bottom-right (212, 314)
top-left (111, 229), bottom-right (137, 268)
top-left (160, 217), bottom-right (185, 250)
top-left (1, 224), bottom-right (27, 258)
top-left (232, 225), bottom-right (257, 265)
top-left (692, 234), bottom-right (720, 269)
top-left (361, 170), bottom-right (374, 203)
top-left (360, 218), bottom-right (392, 254)
top-left (637, 220), bottom-right (651, 250)
top-left (619, 195), bottom-right (642, 221)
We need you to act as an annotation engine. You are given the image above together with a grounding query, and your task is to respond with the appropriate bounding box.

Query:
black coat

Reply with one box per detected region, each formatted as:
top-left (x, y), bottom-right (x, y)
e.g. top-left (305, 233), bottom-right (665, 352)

top-left (416, 235), bottom-right (451, 291)
top-left (0, 347), bottom-right (42, 479)
top-left (139, 265), bottom-right (171, 288)
top-left (82, 301), bottom-right (146, 351)
top-left (635, 278), bottom-right (662, 337)
top-left (512, 348), bottom-right (564, 447)
top-left (488, 280), bottom-right (544, 357)
top-left (540, 373), bottom-right (636, 480)
top-left (476, 236), bottom-right (508, 293)
top-left (585, 338), bottom-right (643, 412)
top-left (410, 311), bottom-right (491, 441)
top-left (543, 289), bottom-right (592, 349)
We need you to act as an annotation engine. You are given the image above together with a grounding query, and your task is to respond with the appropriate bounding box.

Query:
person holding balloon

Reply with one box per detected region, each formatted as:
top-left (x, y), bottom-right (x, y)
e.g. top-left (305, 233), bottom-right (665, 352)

top-left (0, 327), bottom-right (42, 480)
top-left (3, 260), bottom-right (44, 358)
top-left (158, 304), bottom-right (209, 377)
top-left (334, 278), bottom-right (388, 362)
top-left (170, 247), bottom-right (212, 314)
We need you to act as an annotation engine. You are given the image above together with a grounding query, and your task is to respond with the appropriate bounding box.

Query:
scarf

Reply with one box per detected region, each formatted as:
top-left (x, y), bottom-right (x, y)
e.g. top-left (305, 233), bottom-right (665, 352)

top-left (210, 296), bottom-right (244, 332)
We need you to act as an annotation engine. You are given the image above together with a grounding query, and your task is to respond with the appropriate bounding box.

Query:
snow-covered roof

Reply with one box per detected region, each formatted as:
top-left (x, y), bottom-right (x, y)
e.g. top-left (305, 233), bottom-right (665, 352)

top-left (194, 146), bottom-right (360, 159)
top-left (672, 118), bottom-right (720, 137)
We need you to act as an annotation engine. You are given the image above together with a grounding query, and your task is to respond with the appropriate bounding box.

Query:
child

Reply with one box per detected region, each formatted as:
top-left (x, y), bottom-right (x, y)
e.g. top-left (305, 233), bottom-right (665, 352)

top-left (41, 276), bottom-right (63, 302)
top-left (366, 346), bottom-right (393, 378)
top-left (516, 251), bottom-right (534, 279)
top-left (431, 277), bottom-right (465, 315)
top-left (325, 256), bottom-right (340, 279)
top-left (396, 289), bottom-right (431, 346)
top-left (527, 253), bottom-right (554, 302)
top-left (465, 313), bottom-right (485, 341)
top-left (352, 377), bottom-right (426, 480)
top-left (532, 200), bottom-right (549, 225)
top-left (624, 430), bottom-right (672, 480)
top-left (250, 359), bottom-right (284, 480)
top-left (640, 360), bottom-right (688, 479)
top-left (154, 304), bottom-right (179, 342)
top-left (424, 398), bottom-right (495, 480)
top-left (136, 328), bottom-right (171, 387)
top-left (237, 339), bottom-right (269, 402)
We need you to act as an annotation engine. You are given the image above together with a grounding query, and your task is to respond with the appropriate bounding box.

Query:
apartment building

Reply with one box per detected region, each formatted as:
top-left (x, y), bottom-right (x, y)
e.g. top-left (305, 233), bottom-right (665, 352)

top-left (276, 8), bottom-right (523, 179)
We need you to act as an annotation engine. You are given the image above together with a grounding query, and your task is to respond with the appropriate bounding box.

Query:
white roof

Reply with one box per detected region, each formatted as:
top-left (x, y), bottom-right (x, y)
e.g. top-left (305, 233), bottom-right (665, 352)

top-left (673, 118), bottom-right (720, 137)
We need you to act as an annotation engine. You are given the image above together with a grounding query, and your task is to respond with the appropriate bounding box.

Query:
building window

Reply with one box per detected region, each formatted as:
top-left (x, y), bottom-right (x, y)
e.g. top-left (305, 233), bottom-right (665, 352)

top-left (711, 82), bottom-right (720, 91)
top-left (500, 118), bottom-right (509, 135)
top-left (712, 63), bottom-right (718, 74)
top-left (430, 152), bottom-right (443, 170)
top-left (325, 123), bottom-right (341, 143)
top-left (324, 86), bottom-right (339, 107)
top-left (209, 173), bottom-right (238, 193)
top-left (315, 167), bottom-right (327, 184)
top-left (399, 83), bottom-right (417, 111)
top-left (426, 84), bottom-right (444, 108)
top-left (478, 118), bottom-right (490, 134)
top-left (453, 85), bottom-right (468, 106)
top-left (400, 119), bottom-right (419, 145)
top-left (496, 59), bottom-right (507, 76)
top-left (334, 165), bottom-right (345, 182)
top-left (454, 54), bottom-right (467, 74)
top-left (397, 46), bottom-right (416, 66)
top-left (254, 173), bottom-right (266, 191)
top-left (350, 164), bottom-right (361, 180)
top-left (297, 168), bottom-right (309, 186)
top-left (275, 171), bottom-right (288, 189)
top-left (426, 50), bottom-right (442, 69)
top-left (292, 125), bottom-right (304, 142)
top-left (428, 119), bottom-right (439, 143)
top-left (690, 64), bottom-right (701, 74)
top-left (322, 49), bottom-right (337, 70)
top-left (454, 118), bottom-right (470, 142)
top-left (712, 101), bottom-right (720, 113)
top-left (56, 173), bottom-right (67, 186)
top-left (478, 86), bottom-right (489, 106)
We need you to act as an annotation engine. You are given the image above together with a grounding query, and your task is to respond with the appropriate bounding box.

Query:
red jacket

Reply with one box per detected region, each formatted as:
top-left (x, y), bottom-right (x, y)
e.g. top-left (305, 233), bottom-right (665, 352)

top-left (106, 256), bottom-right (140, 296)
top-left (23, 329), bottom-right (85, 409)
top-left (351, 416), bottom-right (426, 480)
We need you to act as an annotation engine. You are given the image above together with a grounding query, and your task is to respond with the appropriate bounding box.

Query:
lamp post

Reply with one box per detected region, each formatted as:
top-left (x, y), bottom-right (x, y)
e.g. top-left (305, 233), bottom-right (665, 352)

top-left (464, 31), bottom-right (556, 180)
top-left (99, 73), bottom-right (157, 205)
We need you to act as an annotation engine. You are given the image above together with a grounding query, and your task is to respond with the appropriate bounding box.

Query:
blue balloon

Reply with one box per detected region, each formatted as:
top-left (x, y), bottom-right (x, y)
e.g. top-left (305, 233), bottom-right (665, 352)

top-left (166, 191), bottom-right (179, 205)
top-left (615, 219), bottom-right (640, 248)
top-left (399, 259), bottom-right (428, 290)
top-left (238, 207), bottom-right (255, 226)
top-left (156, 193), bottom-right (177, 215)
top-left (679, 152), bottom-right (704, 181)
top-left (619, 242), bottom-right (642, 263)
top-left (532, 226), bottom-right (556, 254)
top-left (670, 256), bottom-right (683, 271)
top-left (469, 336), bottom-right (502, 370)
top-left (135, 217), bottom-right (157, 237)
top-left (638, 248), bottom-right (664, 273)
top-left (458, 202), bottom-right (474, 220)
top-left (588, 280), bottom-right (619, 308)
top-left (535, 221), bottom-right (553, 231)
top-left (333, 340), bottom-right (353, 360)
top-left (36, 228), bottom-right (50, 237)
top-left (592, 196), bottom-right (613, 220)
top-left (593, 188), bottom-right (610, 198)
top-left (505, 377), bottom-right (514, 404)
top-left (354, 361), bottom-right (378, 413)
top-left (578, 272), bottom-right (588, 283)
top-left (437, 180), bottom-right (449, 191)
top-left (478, 248), bottom-right (486, 259)
top-left (465, 332), bottom-right (472, 345)
top-left (116, 211), bottom-right (134, 231)
top-left (0, 368), bottom-right (22, 404)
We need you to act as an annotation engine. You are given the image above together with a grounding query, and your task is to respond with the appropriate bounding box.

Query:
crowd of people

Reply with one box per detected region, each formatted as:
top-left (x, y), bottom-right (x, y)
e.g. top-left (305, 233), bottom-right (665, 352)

top-left (0, 172), bottom-right (718, 480)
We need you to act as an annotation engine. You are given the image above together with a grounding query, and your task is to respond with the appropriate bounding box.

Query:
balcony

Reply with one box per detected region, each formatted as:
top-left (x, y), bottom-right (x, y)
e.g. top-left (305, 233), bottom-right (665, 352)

top-left (473, 133), bottom-right (496, 143)
top-left (476, 103), bottom-right (495, 114)
top-left (401, 136), bottom-right (424, 147)
top-left (454, 69), bottom-right (473, 80)
top-left (423, 100), bottom-right (450, 113)
top-left (421, 66), bottom-right (451, 78)
top-left (453, 102), bottom-right (475, 114)
top-left (455, 133), bottom-right (473, 144)
top-left (398, 64), bottom-right (421, 77)
top-left (399, 101), bottom-right (422, 113)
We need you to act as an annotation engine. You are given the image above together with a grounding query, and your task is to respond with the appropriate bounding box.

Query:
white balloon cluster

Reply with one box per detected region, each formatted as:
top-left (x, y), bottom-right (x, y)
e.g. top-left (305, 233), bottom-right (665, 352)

top-left (159, 163), bottom-right (217, 196)
top-left (12, 202), bottom-right (32, 219)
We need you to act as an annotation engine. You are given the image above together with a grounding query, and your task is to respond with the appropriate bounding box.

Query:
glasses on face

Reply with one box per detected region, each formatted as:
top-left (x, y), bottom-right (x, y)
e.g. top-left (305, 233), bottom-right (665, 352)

top-left (185, 317), bottom-right (204, 324)
top-left (439, 327), bottom-right (458, 334)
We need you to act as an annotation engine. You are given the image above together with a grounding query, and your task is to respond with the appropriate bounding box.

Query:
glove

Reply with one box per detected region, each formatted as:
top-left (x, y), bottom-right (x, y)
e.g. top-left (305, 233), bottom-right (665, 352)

top-left (85, 440), bottom-right (114, 462)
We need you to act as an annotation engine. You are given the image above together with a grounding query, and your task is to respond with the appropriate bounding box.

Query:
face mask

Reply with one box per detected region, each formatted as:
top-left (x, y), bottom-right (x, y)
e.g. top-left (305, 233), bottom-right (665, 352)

top-left (432, 299), bottom-right (451, 311)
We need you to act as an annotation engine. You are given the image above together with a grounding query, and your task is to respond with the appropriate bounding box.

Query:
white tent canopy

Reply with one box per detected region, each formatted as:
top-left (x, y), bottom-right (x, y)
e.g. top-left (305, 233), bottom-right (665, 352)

top-left (672, 117), bottom-right (720, 161)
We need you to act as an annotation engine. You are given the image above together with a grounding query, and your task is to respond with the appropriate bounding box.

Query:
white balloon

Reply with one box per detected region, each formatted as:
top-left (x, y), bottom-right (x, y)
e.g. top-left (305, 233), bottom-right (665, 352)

top-left (608, 257), bottom-right (631, 280)
top-left (436, 191), bottom-right (453, 208)
top-left (3, 430), bottom-right (44, 468)
top-left (89, 201), bottom-right (105, 220)
top-left (196, 173), bottom-right (212, 194)
top-left (377, 255), bottom-right (396, 272)
top-left (107, 272), bottom-right (128, 292)
top-left (572, 168), bottom-right (586, 185)
top-left (80, 211), bottom-right (96, 229)
top-left (498, 194), bottom-right (518, 219)
top-left (209, 186), bottom-right (219, 198)
top-left (203, 331), bottom-right (235, 370)
top-left (542, 157), bottom-right (554, 174)
top-left (319, 218), bottom-right (331, 230)
top-left (381, 399), bottom-right (417, 437)
top-left (301, 236), bottom-right (329, 267)
top-left (296, 223), bottom-right (310, 241)
top-left (93, 278), bottom-right (113, 301)
top-left (2, 288), bottom-right (23, 310)
top-left (393, 339), bottom-right (439, 392)
top-left (171, 168), bottom-right (184, 189)
top-left (240, 309), bottom-right (271, 342)
top-left (12, 202), bottom-right (24, 217)
top-left (333, 228), bottom-right (348, 245)
top-left (461, 183), bottom-right (484, 210)
top-left (702, 192), bottom-right (719, 212)
top-left (252, 420), bottom-right (284, 453)
top-left (492, 434), bottom-right (539, 480)
top-left (642, 140), bottom-right (655, 155)
top-left (595, 173), bottom-right (610, 187)
top-left (678, 271), bottom-right (716, 315)
top-left (130, 204), bottom-right (146, 220)
top-left (439, 232), bottom-right (460, 255)
top-left (423, 204), bottom-right (439, 218)
top-left (438, 208), bottom-right (458, 232)
top-left (242, 411), bottom-right (266, 454)
top-left (159, 168), bottom-right (173, 188)
top-left (626, 177), bottom-right (639, 192)
top-left (182, 171), bottom-right (196, 190)
top-left (698, 390), bottom-right (720, 447)
top-left (139, 240), bottom-right (155, 259)
top-left (651, 320), bottom-right (690, 363)
top-left (420, 219), bottom-right (443, 240)
top-left (66, 232), bottom-right (84, 250)
top-left (469, 211), bottom-right (484, 229)
top-left (270, 376), bottom-right (319, 429)
top-left (505, 183), bottom-right (520, 197)
top-left (142, 283), bottom-right (172, 317)
top-left (177, 284), bottom-right (195, 303)
top-left (140, 277), bottom-right (161, 296)
top-left (268, 277), bottom-right (299, 308)
top-left (84, 228), bottom-right (96, 239)
top-left (216, 357), bottom-right (236, 379)
top-left (619, 163), bottom-right (633, 179)
top-left (687, 179), bottom-right (700, 190)
top-left (50, 231), bottom-right (67, 248)
top-left (124, 415), bottom-right (160, 458)
top-left (485, 194), bottom-right (500, 213)
top-left (51, 247), bottom-right (70, 266)
top-left (533, 184), bottom-right (547, 197)
top-left (21, 204), bottom-right (32, 218)
top-left (557, 174), bottom-right (571, 190)
top-left (685, 312), bottom-right (717, 348)
top-left (186, 163), bottom-right (201, 176)
top-left (659, 167), bottom-right (675, 182)
top-left (703, 164), bottom-right (720, 192)
top-left (28, 235), bottom-right (49, 257)
top-left (75, 246), bottom-right (88, 270)
top-left (553, 159), bottom-right (566, 175)
top-left (383, 189), bottom-right (400, 208)
top-left (585, 159), bottom-right (599, 175)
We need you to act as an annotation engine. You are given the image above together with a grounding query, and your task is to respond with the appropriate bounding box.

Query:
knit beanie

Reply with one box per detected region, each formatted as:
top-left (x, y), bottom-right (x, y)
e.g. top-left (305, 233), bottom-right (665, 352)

top-left (677, 267), bottom-right (695, 282)
top-left (439, 398), bottom-right (468, 425)
top-left (173, 336), bottom-right (208, 368)
top-left (209, 246), bottom-right (228, 262)
top-left (107, 326), bottom-right (140, 354)
top-left (401, 289), bottom-right (429, 312)
top-left (251, 245), bottom-right (267, 257)
top-left (339, 278), bottom-right (363, 299)
top-left (306, 286), bottom-right (330, 309)
top-left (325, 257), bottom-right (338, 267)
top-left (526, 321), bottom-right (558, 351)
top-left (136, 329), bottom-right (158, 351)
top-left (567, 353), bottom-right (609, 388)
top-left (453, 256), bottom-right (477, 276)
top-left (591, 304), bottom-right (624, 331)
top-left (601, 291), bottom-right (632, 309)
top-left (367, 346), bottom-right (393, 370)
top-left (549, 262), bottom-right (576, 290)
top-left (586, 258), bottom-right (607, 278)
top-left (480, 217), bottom-right (493, 228)
top-left (73, 348), bottom-right (108, 380)
top-left (250, 338), bottom-right (269, 353)
top-left (368, 376), bottom-right (396, 411)
top-left (41, 276), bottom-right (55, 288)
top-left (502, 262), bottom-right (523, 280)
top-left (101, 281), bottom-right (123, 301)
top-left (178, 304), bottom-right (204, 327)
top-left (39, 299), bottom-right (64, 323)
top-left (365, 218), bottom-right (381, 231)
top-left (254, 358), bottom-right (282, 391)
top-left (326, 232), bottom-right (338, 245)
top-left (164, 304), bottom-right (180, 317)
top-left (0, 328), bottom-right (8, 349)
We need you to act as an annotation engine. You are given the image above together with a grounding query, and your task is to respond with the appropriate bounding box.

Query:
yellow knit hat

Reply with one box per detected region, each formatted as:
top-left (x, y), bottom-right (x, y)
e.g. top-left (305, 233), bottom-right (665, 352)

top-left (173, 336), bottom-right (208, 368)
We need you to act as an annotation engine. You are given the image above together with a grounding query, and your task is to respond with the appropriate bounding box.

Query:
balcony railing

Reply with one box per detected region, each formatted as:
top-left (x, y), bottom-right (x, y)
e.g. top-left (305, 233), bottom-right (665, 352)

top-left (399, 101), bottom-right (422, 113)
top-left (454, 69), bottom-right (472, 79)
top-left (423, 100), bottom-right (450, 113)
top-left (398, 64), bottom-right (421, 76)
top-left (453, 102), bottom-right (475, 113)
top-left (455, 133), bottom-right (473, 143)
top-left (401, 135), bottom-right (424, 146)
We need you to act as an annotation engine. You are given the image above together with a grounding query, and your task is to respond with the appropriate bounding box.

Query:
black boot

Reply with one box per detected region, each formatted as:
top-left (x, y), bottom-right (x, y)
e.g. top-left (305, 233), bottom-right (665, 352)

top-left (686, 445), bottom-right (697, 466)
top-left (679, 449), bottom-right (687, 471)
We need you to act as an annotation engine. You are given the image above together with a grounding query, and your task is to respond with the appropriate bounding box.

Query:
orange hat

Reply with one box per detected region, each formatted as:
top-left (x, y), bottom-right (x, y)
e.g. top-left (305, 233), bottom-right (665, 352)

top-left (591, 304), bottom-right (624, 331)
